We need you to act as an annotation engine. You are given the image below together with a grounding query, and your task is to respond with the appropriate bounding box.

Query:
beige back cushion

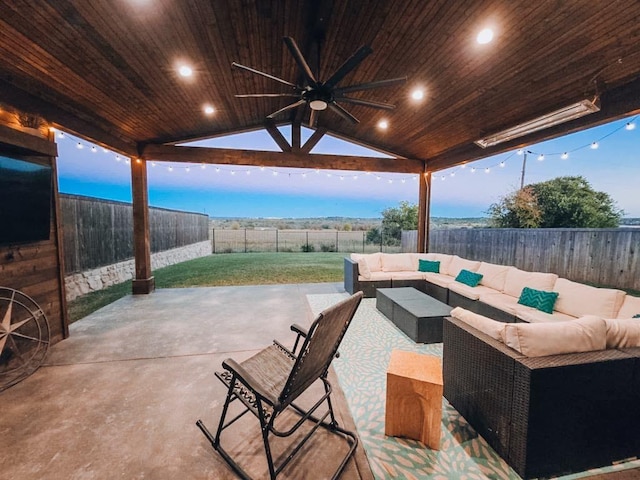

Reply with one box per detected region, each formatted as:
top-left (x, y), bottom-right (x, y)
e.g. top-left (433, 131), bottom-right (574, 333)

top-left (412, 253), bottom-right (454, 275)
top-left (617, 294), bottom-right (640, 319)
top-left (477, 262), bottom-right (512, 291)
top-left (604, 318), bottom-right (640, 348)
top-left (554, 278), bottom-right (626, 319)
top-left (447, 256), bottom-right (481, 278)
top-left (501, 315), bottom-right (606, 357)
top-left (502, 268), bottom-right (558, 298)
top-left (450, 307), bottom-right (505, 341)
top-left (381, 253), bottom-right (415, 272)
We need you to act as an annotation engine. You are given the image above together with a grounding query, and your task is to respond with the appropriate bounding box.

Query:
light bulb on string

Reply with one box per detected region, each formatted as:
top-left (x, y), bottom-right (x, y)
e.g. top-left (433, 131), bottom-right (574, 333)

top-left (471, 168), bottom-right (476, 173)
top-left (91, 146), bottom-right (97, 153)
top-left (215, 167), bottom-right (220, 173)
top-left (76, 142), bottom-right (83, 149)
top-left (168, 166), bottom-right (173, 172)
top-left (200, 164), bottom-right (206, 169)
top-left (484, 167), bottom-right (490, 173)
top-left (499, 161), bottom-right (505, 167)
top-left (246, 170), bottom-right (251, 175)
top-left (537, 154), bottom-right (544, 161)
top-left (626, 122), bottom-right (636, 131)
top-left (185, 166), bottom-right (190, 172)
top-left (591, 142), bottom-right (599, 149)
top-left (561, 152), bottom-right (569, 160)
top-left (517, 149), bottom-right (523, 155)
top-left (151, 162), bottom-right (156, 167)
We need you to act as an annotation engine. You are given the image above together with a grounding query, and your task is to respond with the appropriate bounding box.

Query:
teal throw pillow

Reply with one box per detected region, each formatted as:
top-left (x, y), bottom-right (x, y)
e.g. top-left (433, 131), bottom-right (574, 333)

top-left (455, 269), bottom-right (483, 287)
top-left (418, 259), bottom-right (440, 273)
top-left (518, 287), bottom-right (559, 314)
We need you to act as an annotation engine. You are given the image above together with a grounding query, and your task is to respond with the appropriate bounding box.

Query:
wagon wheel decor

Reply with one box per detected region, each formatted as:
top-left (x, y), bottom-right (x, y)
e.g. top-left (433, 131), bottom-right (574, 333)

top-left (0, 287), bottom-right (50, 392)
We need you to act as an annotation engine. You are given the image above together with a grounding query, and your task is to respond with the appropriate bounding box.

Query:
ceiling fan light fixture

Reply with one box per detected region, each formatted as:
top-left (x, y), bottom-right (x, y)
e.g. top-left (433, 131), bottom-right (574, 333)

top-left (309, 99), bottom-right (328, 111)
top-left (475, 98), bottom-right (601, 148)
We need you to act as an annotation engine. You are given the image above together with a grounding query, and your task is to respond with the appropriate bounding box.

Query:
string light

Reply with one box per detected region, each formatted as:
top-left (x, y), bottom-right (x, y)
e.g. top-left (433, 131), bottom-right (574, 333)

top-left (52, 114), bottom-right (637, 189)
top-left (431, 114), bottom-right (637, 185)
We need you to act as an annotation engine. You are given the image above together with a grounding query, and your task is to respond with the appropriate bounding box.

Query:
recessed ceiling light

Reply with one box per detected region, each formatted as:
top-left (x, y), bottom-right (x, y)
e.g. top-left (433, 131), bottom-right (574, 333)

top-left (477, 28), bottom-right (494, 44)
top-left (378, 120), bottom-right (389, 130)
top-left (411, 89), bottom-right (424, 101)
top-left (203, 105), bottom-right (215, 115)
top-left (178, 65), bottom-right (193, 77)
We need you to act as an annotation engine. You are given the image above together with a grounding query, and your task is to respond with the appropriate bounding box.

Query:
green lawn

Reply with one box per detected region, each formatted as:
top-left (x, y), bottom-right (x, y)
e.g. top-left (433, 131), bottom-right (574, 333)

top-left (68, 252), bottom-right (345, 323)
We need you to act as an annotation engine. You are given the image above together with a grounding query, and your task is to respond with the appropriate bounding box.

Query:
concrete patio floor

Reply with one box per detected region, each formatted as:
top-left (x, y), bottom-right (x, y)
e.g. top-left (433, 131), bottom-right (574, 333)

top-left (0, 282), bottom-right (373, 480)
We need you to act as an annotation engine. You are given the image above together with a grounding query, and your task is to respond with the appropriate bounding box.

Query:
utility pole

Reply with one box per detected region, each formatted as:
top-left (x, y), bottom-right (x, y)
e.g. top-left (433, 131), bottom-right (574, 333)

top-left (520, 151), bottom-right (528, 189)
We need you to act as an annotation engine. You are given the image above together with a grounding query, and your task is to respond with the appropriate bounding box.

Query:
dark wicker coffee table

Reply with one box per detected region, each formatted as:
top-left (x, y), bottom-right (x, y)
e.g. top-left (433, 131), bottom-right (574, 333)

top-left (376, 287), bottom-right (452, 343)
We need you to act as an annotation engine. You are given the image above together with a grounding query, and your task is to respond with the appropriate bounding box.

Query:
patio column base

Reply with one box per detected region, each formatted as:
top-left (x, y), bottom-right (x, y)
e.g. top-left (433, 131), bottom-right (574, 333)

top-left (132, 276), bottom-right (155, 295)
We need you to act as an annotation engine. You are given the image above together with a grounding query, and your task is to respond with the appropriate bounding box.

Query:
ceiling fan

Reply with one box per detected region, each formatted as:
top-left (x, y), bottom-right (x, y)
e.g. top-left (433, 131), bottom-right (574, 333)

top-left (232, 36), bottom-right (407, 126)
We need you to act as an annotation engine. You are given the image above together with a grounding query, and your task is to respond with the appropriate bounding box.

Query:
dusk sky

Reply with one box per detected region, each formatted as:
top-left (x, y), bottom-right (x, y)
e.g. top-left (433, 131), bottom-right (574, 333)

top-left (56, 115), bottom-right (639, 219)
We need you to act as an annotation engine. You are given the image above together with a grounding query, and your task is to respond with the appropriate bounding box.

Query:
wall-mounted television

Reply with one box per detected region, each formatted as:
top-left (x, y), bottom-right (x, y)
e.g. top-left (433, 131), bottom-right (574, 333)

top-left (0, 153), bottom-right (53, 246)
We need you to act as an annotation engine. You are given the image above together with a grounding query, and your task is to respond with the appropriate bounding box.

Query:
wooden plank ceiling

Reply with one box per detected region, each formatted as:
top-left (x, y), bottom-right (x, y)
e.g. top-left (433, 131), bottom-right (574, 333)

top-left (1, 0), bottom-right (640, 172)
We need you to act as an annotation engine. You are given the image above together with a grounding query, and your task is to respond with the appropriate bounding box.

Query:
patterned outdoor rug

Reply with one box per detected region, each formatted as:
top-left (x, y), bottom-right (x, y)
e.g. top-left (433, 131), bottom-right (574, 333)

top-left (307, 294), bottom-right (640, 480)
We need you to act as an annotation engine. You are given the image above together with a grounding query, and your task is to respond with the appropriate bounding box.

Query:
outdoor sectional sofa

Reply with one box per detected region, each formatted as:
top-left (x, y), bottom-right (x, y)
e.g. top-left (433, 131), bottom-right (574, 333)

top-left (344, 252), bottom-right (640, 477)
top-left (443, 310), bottom-right (640, 479)
top-left (344, 252), bottom-right (640, 323)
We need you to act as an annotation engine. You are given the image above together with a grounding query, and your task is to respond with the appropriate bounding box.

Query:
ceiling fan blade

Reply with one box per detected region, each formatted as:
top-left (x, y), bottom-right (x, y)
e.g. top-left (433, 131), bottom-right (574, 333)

top-left (324, 45), bottom-right (373, 89)
top-left (336, 76), bottom-right (408, 94)
top-left (334, 96), bottom-right (396, 110)
top-left (232, 62), bottom-right (297, 88)
top-left (235, 93), bottom-right (300, 98)
top-left (328, 102), bottom-right (359, 124)
top-left (283, 37), bottom-right (318, 87)
top-left (266, 99), bottom-right (306, 119)
top-left (308, 108), bottom-right (318, 128)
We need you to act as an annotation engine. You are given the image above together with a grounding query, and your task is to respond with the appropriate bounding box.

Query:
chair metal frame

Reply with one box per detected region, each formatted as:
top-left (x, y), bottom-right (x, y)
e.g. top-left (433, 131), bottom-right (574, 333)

top-left (197, 292), bottom-right (363, 479)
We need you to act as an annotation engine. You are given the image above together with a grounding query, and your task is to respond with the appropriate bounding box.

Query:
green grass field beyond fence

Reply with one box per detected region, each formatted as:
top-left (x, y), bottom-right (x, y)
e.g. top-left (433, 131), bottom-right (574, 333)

top-left (68, 252), bottom-right (345, 323)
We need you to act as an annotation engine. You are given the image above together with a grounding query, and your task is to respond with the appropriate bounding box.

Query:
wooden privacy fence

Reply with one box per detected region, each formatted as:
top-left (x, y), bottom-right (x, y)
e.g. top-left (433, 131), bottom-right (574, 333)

top-left (402, 228), bottom-right (640, 291)
top-left (61, 194), bottom-right (209, 274)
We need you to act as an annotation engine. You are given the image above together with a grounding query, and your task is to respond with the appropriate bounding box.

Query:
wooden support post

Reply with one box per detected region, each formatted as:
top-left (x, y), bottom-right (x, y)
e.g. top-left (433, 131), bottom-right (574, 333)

top-left (300, 127), bottom-right (327, 154)
top-left (265, 121), bottom-right (292, 152)
top-left (417, 167), bottom-right (431, 253)
top-left (131, 158), bottom-right (155, 294)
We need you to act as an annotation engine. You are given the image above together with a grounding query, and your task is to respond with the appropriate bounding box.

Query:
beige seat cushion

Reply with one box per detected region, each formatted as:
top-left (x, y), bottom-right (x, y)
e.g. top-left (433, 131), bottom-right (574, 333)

top-left (616, 294), bottom-right (640, 319)
top-left (501, 315), bottom-right (606, 357)
top-left (448, 282), bottom-right (498, 301)
top-left (604, 318), bottom-right (640, 348)
top-left (362, 271), bottom-right (392, 281)
top-left (553, 278), bottom-right (626, 319)
top-left (424, 272), bottom-right (456, 288)
top-left (515, 306), bottom-right (576, 323)
top-left (450, 307), bottom-right (506, 340)
top-left (477, 262), bottom-right (513, 291)
top-left (502, 268), bottom-right (558, 298)
top-left (389, 271), bottom-right (426, 280)
top-left (479, 292), bottom-right (521, 314)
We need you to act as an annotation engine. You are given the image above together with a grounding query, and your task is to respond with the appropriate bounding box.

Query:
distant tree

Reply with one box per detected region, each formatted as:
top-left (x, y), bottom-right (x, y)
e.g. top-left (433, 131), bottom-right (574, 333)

top-left (366, 227), bottom-right (382, 245)
top-left (343, 223), bottom-right (352, 231)
top-left (488, 186), bottom-right (541, 228)
top-left (488, 176), bottom-right (622, 228)
top-left (379, 201), bottom-right (418, 245)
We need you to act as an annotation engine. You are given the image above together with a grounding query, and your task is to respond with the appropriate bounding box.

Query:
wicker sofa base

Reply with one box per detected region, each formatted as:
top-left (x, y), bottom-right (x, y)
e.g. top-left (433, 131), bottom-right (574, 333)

top-left (443, 316), bottom-right (640, 479)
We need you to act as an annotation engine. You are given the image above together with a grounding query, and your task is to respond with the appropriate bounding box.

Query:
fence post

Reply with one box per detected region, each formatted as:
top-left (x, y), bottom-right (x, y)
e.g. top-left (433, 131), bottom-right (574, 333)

top-left (276, 229), bottom-right (279, 253)
top-left (212, 228), bottom-right (215, 253)
top-left (362, 231), bottom-right (365, 253)
top-left (306, 231), bottom-right (309, 252)
top-left (336, 230), bottom-right (339, 252)
top-left (244, 229), bottom-right (247, 253)
top-left (380, 230), bottom-right (383, 252)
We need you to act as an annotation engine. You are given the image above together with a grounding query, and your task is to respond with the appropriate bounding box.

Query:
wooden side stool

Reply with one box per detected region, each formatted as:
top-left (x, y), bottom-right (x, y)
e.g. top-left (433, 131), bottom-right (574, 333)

top-left (384, 350), bottom-right (443, 450)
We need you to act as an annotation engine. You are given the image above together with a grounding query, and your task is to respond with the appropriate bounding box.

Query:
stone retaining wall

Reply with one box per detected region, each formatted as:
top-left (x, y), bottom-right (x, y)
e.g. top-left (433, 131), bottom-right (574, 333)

top-left (64, 241), bottom-right (211, 301)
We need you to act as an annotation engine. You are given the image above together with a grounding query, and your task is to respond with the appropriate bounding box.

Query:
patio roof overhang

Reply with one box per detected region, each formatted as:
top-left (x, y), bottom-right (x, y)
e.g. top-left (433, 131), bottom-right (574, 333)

top-left (1, 0), bottom-right (640, 171)
top-left (2, 0), bottom-right (640, 296)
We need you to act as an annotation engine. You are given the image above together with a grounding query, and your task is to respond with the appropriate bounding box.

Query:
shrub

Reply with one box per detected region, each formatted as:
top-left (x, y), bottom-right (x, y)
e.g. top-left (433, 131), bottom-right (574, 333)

top-left (320, 243), bottom-right (337, 252)
top-left (300, 244), bottom-right (315, 252)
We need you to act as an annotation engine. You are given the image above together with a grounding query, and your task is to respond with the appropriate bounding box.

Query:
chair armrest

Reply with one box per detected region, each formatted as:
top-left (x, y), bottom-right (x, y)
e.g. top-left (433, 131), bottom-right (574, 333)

top-left (290, 323), bottom-right (308, 337)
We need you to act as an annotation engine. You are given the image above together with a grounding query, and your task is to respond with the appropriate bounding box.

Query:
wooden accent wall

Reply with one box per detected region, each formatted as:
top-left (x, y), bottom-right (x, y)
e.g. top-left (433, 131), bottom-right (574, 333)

top-left (0, 115), bottom-right (68, 342)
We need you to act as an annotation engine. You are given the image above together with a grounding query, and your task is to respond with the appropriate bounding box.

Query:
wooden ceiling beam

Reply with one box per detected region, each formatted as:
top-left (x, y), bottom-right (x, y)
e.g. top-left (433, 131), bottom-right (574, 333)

top-left (140, 144), bottom-right (424, 174)
top-left (0, 80), bottom-right (137, 157)
top-left (301, 127), bottom-right (327, 153)
top-left (427, 77), bottom-right (640, 172)
top-left (264, 120), bottom-right (292, 152)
